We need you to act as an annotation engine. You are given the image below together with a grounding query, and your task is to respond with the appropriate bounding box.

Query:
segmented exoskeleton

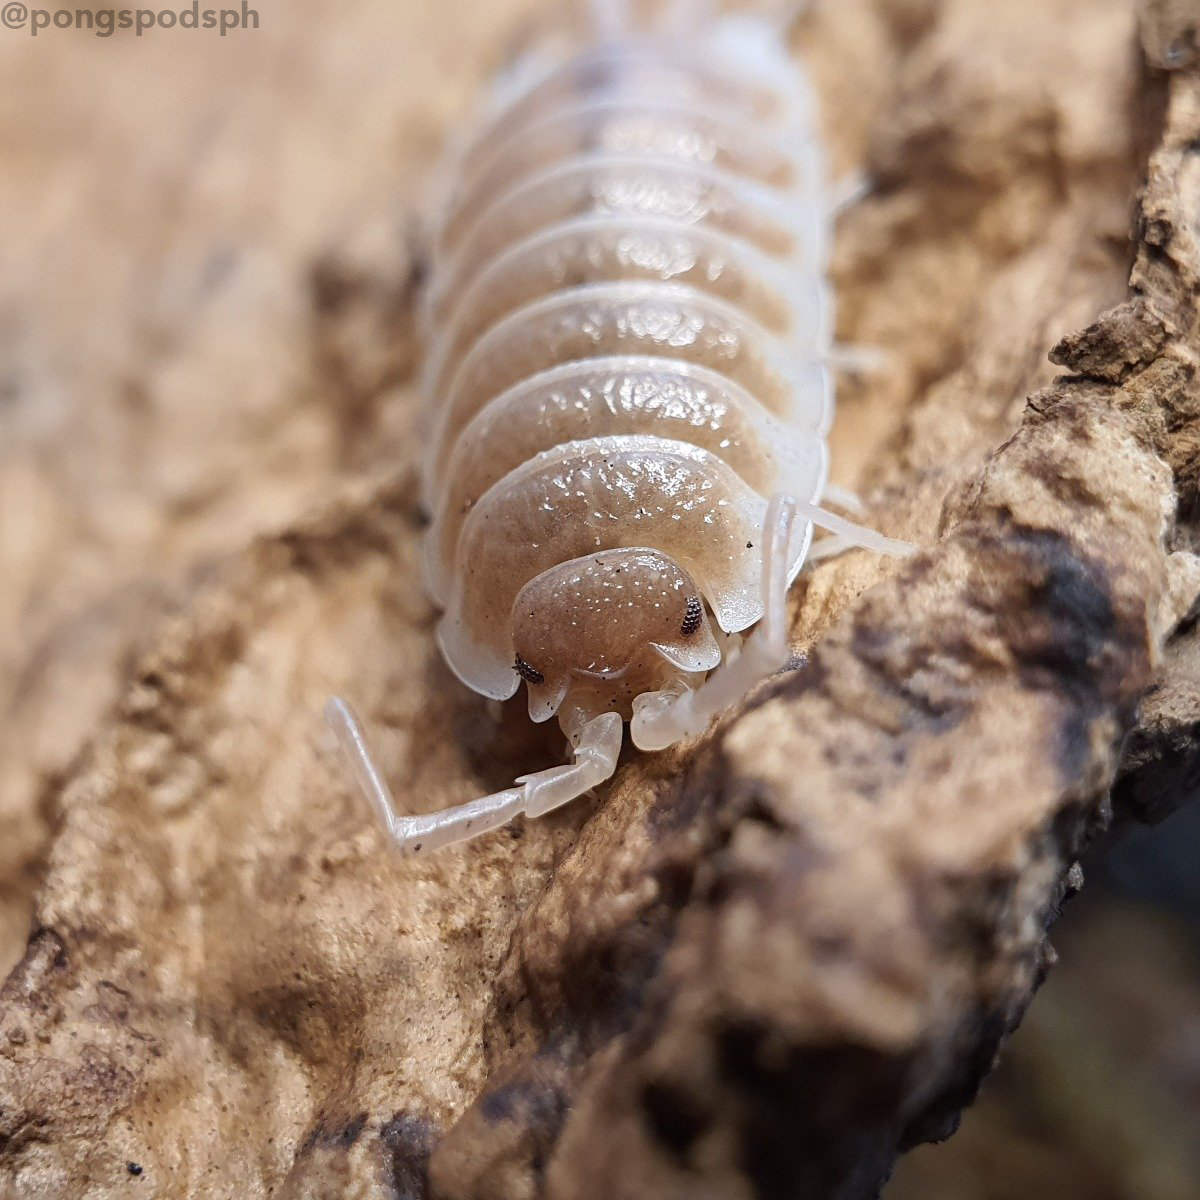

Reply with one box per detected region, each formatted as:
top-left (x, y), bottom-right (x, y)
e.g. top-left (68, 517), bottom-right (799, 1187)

top-left (326, 6), bottom-right (911, 854)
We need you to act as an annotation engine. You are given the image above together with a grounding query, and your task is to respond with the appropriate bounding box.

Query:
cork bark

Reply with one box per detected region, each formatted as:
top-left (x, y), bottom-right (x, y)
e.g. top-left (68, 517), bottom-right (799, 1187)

top-left (1, 0), bottom-right (1198, 1197)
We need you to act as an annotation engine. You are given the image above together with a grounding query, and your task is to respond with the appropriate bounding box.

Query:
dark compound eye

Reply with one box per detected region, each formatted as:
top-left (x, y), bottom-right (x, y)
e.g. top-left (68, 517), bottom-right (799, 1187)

top-left (514, 654), bottom-right (545, 685)
top-left (680, 596), bottom-right (703, 637)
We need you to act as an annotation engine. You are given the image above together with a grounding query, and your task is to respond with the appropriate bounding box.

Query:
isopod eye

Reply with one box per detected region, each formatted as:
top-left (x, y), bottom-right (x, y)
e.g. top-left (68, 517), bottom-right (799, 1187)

top-left (680, 596), bottom-right (703, 638)
top-left (514, 654), bottom-right (545, 686)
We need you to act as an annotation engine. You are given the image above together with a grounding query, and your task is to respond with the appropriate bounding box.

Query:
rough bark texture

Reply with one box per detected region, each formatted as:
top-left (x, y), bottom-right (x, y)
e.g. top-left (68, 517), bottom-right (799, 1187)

top-left (1, 0), bottom-right (1198, 1197)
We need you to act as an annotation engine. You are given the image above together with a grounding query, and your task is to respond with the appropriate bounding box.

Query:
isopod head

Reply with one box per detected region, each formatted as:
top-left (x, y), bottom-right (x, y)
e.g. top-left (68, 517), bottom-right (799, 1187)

top-left (511, 547), bottom-right (720, 722)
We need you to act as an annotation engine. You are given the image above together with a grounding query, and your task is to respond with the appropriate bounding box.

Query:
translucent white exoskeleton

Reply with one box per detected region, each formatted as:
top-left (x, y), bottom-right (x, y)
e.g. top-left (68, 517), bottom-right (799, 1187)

top-left (325, 7), bottom-right (913, 856)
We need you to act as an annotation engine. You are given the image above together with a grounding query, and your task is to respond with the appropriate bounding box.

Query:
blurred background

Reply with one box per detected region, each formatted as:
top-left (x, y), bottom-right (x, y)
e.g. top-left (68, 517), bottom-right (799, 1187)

top-left (889, 816), bottom-right (1200, 1199)
top-left (0, 0), bottom-right (1196, 1195)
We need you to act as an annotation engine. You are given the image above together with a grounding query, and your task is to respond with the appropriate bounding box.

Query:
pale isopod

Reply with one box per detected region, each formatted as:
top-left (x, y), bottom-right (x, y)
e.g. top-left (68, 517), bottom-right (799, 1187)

top-left (325, 6), bottom-right (913, 855)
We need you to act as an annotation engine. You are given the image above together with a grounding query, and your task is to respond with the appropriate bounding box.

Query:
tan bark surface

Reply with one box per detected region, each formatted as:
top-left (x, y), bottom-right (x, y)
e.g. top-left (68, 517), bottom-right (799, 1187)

top-left (1, 0), bottom-right (1198, 1196)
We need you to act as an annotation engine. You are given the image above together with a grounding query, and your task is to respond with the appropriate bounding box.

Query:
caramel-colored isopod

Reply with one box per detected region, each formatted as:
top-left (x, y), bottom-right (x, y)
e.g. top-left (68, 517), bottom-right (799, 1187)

top-left (325, 14), bottom-right (910, 857)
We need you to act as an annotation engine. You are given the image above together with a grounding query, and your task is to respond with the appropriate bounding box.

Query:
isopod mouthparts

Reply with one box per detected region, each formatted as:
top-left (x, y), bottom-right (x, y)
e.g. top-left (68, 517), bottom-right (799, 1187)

top-left (324, 9), bottom-right (913, 856)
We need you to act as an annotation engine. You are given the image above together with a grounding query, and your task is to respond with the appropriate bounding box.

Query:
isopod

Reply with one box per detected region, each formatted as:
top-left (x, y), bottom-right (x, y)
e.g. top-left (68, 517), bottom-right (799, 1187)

top-left (325, 6), bottom-right (912, 855)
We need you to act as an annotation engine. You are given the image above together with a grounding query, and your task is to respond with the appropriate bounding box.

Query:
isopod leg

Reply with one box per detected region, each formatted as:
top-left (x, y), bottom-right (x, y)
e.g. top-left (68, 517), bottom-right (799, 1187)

top-left (827, 344), bottom-right (891, 375)
top-left (516, 711), bottom-right (623, 817)
top-left (828, 170), bottom-right (872, 218)
top-left (800, 500), bottom-right (915, 560)
top-left (325, 697), bottom-right (620, 855)
top-left (820, 481), bottom-right (865, 516)
top-left (805, 532), bottom-right (854, 562)
top-left (630, 495), bottom-right (914, 751)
